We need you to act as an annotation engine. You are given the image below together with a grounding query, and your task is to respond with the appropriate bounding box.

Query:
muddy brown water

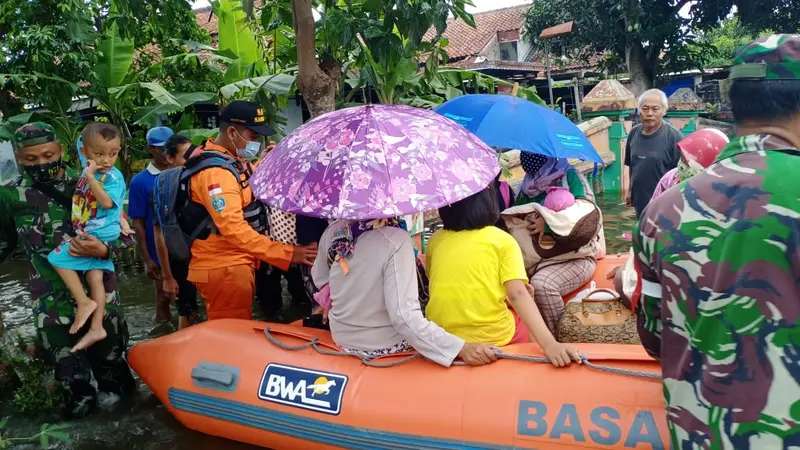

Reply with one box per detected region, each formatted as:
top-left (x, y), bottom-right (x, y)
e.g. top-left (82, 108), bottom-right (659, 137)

top-left (0, 193), bottom-right (635, 449)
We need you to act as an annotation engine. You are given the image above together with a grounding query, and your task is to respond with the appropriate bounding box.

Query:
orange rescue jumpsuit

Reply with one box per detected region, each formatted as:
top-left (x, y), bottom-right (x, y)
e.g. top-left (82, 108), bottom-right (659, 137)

top-left (187, 139), bottom-right (294, 320)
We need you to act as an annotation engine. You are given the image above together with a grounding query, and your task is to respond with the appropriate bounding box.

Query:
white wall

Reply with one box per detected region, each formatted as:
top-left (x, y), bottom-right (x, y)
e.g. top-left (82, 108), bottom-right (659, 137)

top-left (483, 35), bottom-right (501, 60)
top-left (517, 32), bottom-right (533, 63)
top-left (281, 98), bottom-right (304, 134)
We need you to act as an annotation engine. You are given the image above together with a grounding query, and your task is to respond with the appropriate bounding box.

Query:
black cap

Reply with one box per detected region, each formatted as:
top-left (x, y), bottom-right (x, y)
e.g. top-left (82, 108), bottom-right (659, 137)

top-left (219, 100), bottom-right (276, 136)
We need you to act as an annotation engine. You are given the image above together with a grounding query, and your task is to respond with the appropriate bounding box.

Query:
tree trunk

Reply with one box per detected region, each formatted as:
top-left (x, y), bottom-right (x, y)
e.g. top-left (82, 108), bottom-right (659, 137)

top-left (291, 0), bottom-right (338, 118)
top-left (625, 40), bottom-right (655, 97)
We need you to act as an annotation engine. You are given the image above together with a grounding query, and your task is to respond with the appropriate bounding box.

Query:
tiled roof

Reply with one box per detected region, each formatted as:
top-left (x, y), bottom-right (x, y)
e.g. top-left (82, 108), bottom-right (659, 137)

top-left (523, 47), bottom-right (603, 71)
top-left (445, 57), bottom-right (543, 72)
top-left (195, 7), bottom-right (218, 36)
top-left (423, 4), bottom-right (531, 61)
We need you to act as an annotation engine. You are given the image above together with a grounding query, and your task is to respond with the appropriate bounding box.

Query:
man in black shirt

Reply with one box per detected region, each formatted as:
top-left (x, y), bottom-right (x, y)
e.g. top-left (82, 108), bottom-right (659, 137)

top-left (624, 89), bottom-right (684, 218)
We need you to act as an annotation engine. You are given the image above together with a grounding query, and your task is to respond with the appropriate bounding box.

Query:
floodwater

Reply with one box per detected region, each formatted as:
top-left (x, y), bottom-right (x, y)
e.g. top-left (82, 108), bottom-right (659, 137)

top-left (0, 193), bottom-right (635, 449)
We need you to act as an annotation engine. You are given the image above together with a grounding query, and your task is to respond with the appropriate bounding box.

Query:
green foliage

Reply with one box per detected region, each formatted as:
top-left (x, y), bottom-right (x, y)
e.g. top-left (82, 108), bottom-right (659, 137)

top-left (324, 0), bottom-right (475, 105)
top-left (95, 23), bottom-right (136, 89)
top-left (219, 73), bottom-right (297, 99)
top-left (179, 128), bottom-right (220, 146)
top-left (258, 0), bottom-right (298, 72)
top-left (0, 0), bottom-right (215, 114)
top-left (0, 0), bottom-right (98, 117)
top-left (0, 334), bottom-right (65, 414)
top-left (349, 67), bottom-right (544, 109)
top-left (215, 0), bottom-right (267, 83)
top-left (522, 0), bottom-right (779, 90)
top-left (734, 0), bottom-right (800, 35)
top-left (693, 18), bottom-right (774, 68)
top-left (0, 0), bottom-right (220, 176)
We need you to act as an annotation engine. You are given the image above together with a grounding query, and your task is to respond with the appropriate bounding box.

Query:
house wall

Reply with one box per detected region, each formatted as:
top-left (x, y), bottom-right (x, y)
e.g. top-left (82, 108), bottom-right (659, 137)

top-left (483, 35), bottom-right (501, 60)
top-left (660, 76), bottom-right (694, 97)
top-left (481, 30), bottom-right (532, 63)
top-left (283, 99), bottom-right (304, 134)
top-left (517, 32), bottom-right (533, 64)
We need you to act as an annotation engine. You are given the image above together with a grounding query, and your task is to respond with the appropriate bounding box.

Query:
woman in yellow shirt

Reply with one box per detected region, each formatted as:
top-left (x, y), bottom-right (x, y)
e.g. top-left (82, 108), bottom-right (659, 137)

top-left (425, 186), bottom-right (581, 367)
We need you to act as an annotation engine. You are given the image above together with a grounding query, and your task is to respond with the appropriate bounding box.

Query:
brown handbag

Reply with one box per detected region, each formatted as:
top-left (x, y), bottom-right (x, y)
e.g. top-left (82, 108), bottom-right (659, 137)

top-left (557, 289), bottom-right (641, 345)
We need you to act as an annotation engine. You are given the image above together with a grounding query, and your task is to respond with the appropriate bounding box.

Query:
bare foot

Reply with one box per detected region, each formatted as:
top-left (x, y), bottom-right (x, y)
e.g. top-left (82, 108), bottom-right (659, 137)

top-left (69, 299), bottom-right (97, 334)
top-left (71, 327), bottom-right (107, 352)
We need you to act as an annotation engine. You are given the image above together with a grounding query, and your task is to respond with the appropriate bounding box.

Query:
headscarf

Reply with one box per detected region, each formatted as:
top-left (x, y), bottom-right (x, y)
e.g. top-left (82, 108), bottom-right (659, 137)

top-left (519, 152), bottom-right (570, 198)
top-left (314, 218), bottom-right (430, 312)
top-left (675, 128), bottom-right (729, 183)
top-left (676, 160), bottom-right (701, 182)
top-left (650, 128), bottom-right (729, 201)
top-left (327, 218), bottom-right (403, 274)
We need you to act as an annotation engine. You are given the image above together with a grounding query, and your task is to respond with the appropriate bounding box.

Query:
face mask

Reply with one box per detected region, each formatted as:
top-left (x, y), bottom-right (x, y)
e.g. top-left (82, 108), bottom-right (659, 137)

top-left (237, 140), bottom-right (262, 160)
top-left (233, 128), bottom-right (262, 160)
top-left (23, 159), bottom-right (63, 184)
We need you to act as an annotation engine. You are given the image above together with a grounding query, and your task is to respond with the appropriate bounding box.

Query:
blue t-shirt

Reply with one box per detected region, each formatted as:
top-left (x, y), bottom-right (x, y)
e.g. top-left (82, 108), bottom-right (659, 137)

top-left (72, 166), bottom-right (126, 242)
top-left (128, 164), bottom-right (160, 266)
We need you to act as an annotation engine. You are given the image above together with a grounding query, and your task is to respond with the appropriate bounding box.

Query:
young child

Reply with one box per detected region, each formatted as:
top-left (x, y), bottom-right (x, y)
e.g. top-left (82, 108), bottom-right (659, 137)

top-left (533, 186), bottom-right (576, 249)
top-left (48, 122), bottom-right (127, 352)
top-left (542, 186), bottom-right (575, 212)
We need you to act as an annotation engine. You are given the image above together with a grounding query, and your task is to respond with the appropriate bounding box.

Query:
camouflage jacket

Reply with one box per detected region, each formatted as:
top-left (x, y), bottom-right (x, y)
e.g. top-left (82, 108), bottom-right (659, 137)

top-left (632, 134), bottom-right (800, 449)
top-left (0, 168), bottom-right (133, 327)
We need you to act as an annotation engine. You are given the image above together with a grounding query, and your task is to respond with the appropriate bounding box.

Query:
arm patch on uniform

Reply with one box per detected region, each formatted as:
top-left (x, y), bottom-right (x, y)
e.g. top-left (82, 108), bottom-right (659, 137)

top-left (211, 196), bottom-right (226, 212)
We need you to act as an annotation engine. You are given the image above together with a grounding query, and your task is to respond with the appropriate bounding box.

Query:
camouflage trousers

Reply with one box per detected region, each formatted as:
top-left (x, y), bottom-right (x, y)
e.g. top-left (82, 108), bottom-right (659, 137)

top-left (33, 272), bottom-right (136, 418)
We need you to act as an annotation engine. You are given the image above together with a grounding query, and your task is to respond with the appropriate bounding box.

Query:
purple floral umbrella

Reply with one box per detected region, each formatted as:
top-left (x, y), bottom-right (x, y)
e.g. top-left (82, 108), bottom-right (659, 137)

top-left (251, 104), bottom-right (500, 220)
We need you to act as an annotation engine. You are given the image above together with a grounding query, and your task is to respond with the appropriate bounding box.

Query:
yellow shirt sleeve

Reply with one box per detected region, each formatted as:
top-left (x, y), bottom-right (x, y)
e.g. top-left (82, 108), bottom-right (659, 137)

top-left (498, 230), bottom-right (529, 284)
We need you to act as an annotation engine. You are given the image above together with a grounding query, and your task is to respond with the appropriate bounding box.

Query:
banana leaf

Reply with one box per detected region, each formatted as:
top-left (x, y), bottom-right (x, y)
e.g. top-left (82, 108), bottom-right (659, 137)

top-left (217, 0), bottom-right (265, 83)
top-left (178, 128), bottom-right (219, 146)
top-left (219, 73), bottom-right (296, 99)
top-left (95, 21), bottom-right (134, 88)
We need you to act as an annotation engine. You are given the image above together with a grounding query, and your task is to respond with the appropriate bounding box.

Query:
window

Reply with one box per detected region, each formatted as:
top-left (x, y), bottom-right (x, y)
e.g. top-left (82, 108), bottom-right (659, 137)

top-left (499, 41), bottom-right (518, 61)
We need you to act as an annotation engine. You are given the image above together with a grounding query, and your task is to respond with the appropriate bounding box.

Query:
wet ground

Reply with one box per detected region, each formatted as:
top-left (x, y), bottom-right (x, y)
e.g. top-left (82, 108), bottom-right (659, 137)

top-left (0, 193), bottom-right (635, 449)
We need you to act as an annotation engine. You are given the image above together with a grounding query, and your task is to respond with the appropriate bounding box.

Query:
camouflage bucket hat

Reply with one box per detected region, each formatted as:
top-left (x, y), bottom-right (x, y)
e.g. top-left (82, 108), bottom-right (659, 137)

top-left (14, 122), bottom-right (58, 148)
top-left (729, 34), bottom-right (800, 81)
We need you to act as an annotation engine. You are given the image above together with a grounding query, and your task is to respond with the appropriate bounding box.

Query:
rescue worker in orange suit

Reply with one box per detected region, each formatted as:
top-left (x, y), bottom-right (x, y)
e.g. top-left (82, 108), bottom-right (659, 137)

top-left (187, 100), bottom-right (318, 320)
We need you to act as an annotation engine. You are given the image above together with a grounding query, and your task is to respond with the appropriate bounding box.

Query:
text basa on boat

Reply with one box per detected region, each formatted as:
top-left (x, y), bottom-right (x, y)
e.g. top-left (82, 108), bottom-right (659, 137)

top-left (517, 401), bottom-right (666, 449)
top-left (257, 364), bottom-right (348, 415)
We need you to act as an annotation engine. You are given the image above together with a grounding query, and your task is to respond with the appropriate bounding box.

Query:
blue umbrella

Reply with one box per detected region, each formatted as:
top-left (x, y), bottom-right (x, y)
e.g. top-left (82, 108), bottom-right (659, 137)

top-left (434, 94), bottom-right (604, 164)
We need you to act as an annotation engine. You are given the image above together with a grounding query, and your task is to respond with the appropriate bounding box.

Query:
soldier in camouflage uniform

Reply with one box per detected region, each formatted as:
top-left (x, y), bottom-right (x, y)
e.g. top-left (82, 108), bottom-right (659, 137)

top-left (0, 123), bottom-right (136, 418)
top-left (632, 35), bottom-right (800, 449)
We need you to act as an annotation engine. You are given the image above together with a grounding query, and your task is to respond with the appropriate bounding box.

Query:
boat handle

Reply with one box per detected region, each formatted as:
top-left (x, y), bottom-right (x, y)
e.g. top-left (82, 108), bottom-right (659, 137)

top-left (191, 362), bottom-right (241, 393)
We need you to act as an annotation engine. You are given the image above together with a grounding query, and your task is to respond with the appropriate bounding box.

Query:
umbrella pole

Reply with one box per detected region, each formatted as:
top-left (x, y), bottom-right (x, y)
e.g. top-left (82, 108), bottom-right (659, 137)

top-left (573, 77), bottom-right (582, 122)
top-left (546, 41), bottom-right (554, 107)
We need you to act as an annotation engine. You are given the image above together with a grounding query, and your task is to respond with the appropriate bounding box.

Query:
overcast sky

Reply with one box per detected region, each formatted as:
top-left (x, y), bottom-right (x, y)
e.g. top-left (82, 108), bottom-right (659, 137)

top-left (191, 0), bottom-right (534, 14)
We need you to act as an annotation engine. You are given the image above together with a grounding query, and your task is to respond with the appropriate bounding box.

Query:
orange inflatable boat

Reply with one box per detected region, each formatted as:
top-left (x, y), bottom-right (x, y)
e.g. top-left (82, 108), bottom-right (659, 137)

top-left (129, 254), bottom-right (669, 450)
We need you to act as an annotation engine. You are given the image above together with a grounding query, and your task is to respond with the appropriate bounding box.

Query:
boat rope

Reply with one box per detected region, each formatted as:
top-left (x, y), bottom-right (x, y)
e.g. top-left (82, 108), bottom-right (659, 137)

top-left (263, 327), bottom-right (661, 380)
